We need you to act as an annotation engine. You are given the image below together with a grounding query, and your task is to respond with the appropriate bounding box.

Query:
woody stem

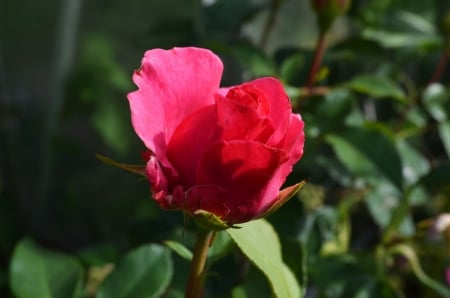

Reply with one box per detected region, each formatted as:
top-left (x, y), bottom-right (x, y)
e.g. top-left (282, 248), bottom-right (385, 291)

top-left (305, 31), bottom-right (327, 99)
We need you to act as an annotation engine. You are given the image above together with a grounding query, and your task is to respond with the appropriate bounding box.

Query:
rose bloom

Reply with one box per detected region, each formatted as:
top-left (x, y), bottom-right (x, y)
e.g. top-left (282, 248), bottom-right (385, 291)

top-left (128, 47), bottom-right (304, 227)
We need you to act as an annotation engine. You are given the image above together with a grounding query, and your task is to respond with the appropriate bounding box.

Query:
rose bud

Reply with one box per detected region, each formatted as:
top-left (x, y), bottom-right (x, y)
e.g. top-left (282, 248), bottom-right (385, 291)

top-left (310, 0), bottom-right (351, 33)
top-left (128, 47), bottom-right (305, 230)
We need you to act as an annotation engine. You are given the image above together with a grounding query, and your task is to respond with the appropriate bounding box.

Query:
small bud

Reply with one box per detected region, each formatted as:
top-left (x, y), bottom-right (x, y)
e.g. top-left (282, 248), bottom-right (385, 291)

top-left (310, 0), bottom-right (351, 33)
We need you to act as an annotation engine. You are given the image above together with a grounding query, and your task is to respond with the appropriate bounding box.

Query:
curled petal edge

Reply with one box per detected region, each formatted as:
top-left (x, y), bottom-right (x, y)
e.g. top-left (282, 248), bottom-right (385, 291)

top-left (256, 180), bottom-right (307, 220)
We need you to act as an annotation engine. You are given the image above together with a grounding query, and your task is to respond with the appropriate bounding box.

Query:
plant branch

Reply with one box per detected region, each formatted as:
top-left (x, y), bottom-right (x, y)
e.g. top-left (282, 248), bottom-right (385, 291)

top-left (185, 229), bottom-right (214, 298)
top-left (304, 32), bottom-right (327, 99)
top-left (429, 50), bottom-right (448, 85)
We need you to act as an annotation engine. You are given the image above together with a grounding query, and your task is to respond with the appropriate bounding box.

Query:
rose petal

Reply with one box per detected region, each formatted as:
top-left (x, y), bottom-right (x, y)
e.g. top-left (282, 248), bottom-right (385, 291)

top-left (251, 114), bottom-right (305, 216)
top-left (215, 89), bottom-right (274, 142)
top-left (146, 156), bottom-right (168, 192)
top-left (250, 77), bottom-right (292, 146)
top-left (128, 47), bottom-right (223, 160)
top-left (282, 114), bottom-right (305, 164)
top-left (146, 156), bottom-right (170, 208)
top-left (166, 105), bottom-right (220, 188)
top-left (224, 83), bottom-right (270, 115)
top-left (196, 140), bottom-right (288, 223)
top-left (185, 185), bottom-right (230, 220)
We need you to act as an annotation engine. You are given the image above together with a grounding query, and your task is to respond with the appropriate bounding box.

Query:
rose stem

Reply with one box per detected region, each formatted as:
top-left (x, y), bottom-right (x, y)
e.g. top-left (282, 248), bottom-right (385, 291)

top-left (429, 50), bottom-right (448, 85)
top-left (185, 229), bottom-right (214, 298)
top-left (304, 32), bottom-right (327, 100)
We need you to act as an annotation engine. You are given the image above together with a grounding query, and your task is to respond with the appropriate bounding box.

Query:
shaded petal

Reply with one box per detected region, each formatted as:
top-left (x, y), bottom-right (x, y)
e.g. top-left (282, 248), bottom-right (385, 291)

top-left (146, 156), bottom-right (170, 208)
top-left (166, 105), bottom-right (220, 188)
top-left (196, 140), bottom-right (288, 224)
top-left (224, 83), bottom-right (270, 116)
top-left (186, 185), bottom-right (230, 220)
top-left (128, 47), bottom-right (223, 159)
top-left (251, 114), bottom-right (305, 216)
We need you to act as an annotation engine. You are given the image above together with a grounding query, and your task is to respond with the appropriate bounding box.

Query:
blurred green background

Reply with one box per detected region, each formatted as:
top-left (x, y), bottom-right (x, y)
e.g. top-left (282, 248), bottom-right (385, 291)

top-left (1, 0), bottom-right (450, 297)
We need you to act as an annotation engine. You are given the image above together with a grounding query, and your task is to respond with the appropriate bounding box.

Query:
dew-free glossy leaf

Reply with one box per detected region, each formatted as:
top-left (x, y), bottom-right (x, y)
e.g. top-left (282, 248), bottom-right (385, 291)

top-left (164, 241), bottom-right (192, 261)
top-left (423, 83), bottom-right (448, 122)
top-left (396, 139), bottom-right (430, 186)
top-left (438, 121), bottom-right (450, 158)
top-left (231, 45), bottom-right (276, 77)
top-left (420, 161), bottom-right (450, 190)
top-left (97, 244), bottom-right (173, 298)
top-left (10, 238), bottom-right (84, 298)
top-left (345, 74), bottom-right (406, 102)
top-left (227, 219), bottom-right (301, 298)
top-left (325, 127), bottom-right (403, 189)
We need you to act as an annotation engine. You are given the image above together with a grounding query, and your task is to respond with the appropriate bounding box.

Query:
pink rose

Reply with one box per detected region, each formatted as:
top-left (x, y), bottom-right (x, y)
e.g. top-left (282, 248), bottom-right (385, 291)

top-left (128, 47), bottom-right (304, 227)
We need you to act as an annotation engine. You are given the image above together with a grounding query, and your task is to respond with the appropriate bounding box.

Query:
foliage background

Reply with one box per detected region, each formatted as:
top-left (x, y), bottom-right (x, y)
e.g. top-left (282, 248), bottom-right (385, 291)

top-left (1, 0), bottom-right (450, 297)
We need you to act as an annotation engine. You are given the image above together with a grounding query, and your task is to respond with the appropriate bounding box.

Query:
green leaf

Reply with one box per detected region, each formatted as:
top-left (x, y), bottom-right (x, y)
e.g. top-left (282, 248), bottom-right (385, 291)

top-left (207, 231), bottom-right (233, 263)
top-left (321, 89), bottom-right (355, 120)
top-left (422, 83), bottom-right (449, 122)
top-left (370, 179), bottom-right (416, 239)
top-left (345, 74), bottom-right (406, 102)
top-left (164, 241), bottom-right (192, 261)
top-left (309, 254), bottom-right (393, 297)
top-left (9, 238), bottom-right (84, 298)
top-left (438, 121), bottom-right (450, 158)
top-left (396, 139), bottom-right (430, 186)
top-left (280, 53), bottom-right (305, 85)
top-left (231, 286), bottom-right (248, 298)
top-left (420, 161), bottom-right (450, 190)
top-left (362, 28), bottom-right (440, 48)
top-left (231, 44), bottom-right (276, 78)
top-left (97, 244), bottom-right (173, 298)
top-left (325, 126), bottom-right (403, 189)
top-left (227, 219), bottom-right (301, 298)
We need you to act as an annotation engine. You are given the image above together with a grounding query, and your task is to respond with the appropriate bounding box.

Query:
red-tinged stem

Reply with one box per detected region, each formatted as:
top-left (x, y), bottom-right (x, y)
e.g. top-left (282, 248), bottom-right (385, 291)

top-left (305, 32), bottom-right (327, 99)
top-left (185, 229), bottom-right (214, 298)
top-left (429, 51), bottom-right (449, 85)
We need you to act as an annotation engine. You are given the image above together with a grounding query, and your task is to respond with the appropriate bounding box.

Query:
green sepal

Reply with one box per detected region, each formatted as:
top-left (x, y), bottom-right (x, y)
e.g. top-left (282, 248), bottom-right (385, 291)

top-left (96, 154), bottom-right (146, 177)
top-left (192, 210), bottom-right (239, 231)
top-left (257, 180), bottom-right (307, 219)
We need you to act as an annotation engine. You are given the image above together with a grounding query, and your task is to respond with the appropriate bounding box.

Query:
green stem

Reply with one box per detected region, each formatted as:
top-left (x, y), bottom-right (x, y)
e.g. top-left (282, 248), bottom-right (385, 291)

top-left (185, 229), bottom-right (214, 298)
top-left (304, 32), bottom-right (327, 99)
